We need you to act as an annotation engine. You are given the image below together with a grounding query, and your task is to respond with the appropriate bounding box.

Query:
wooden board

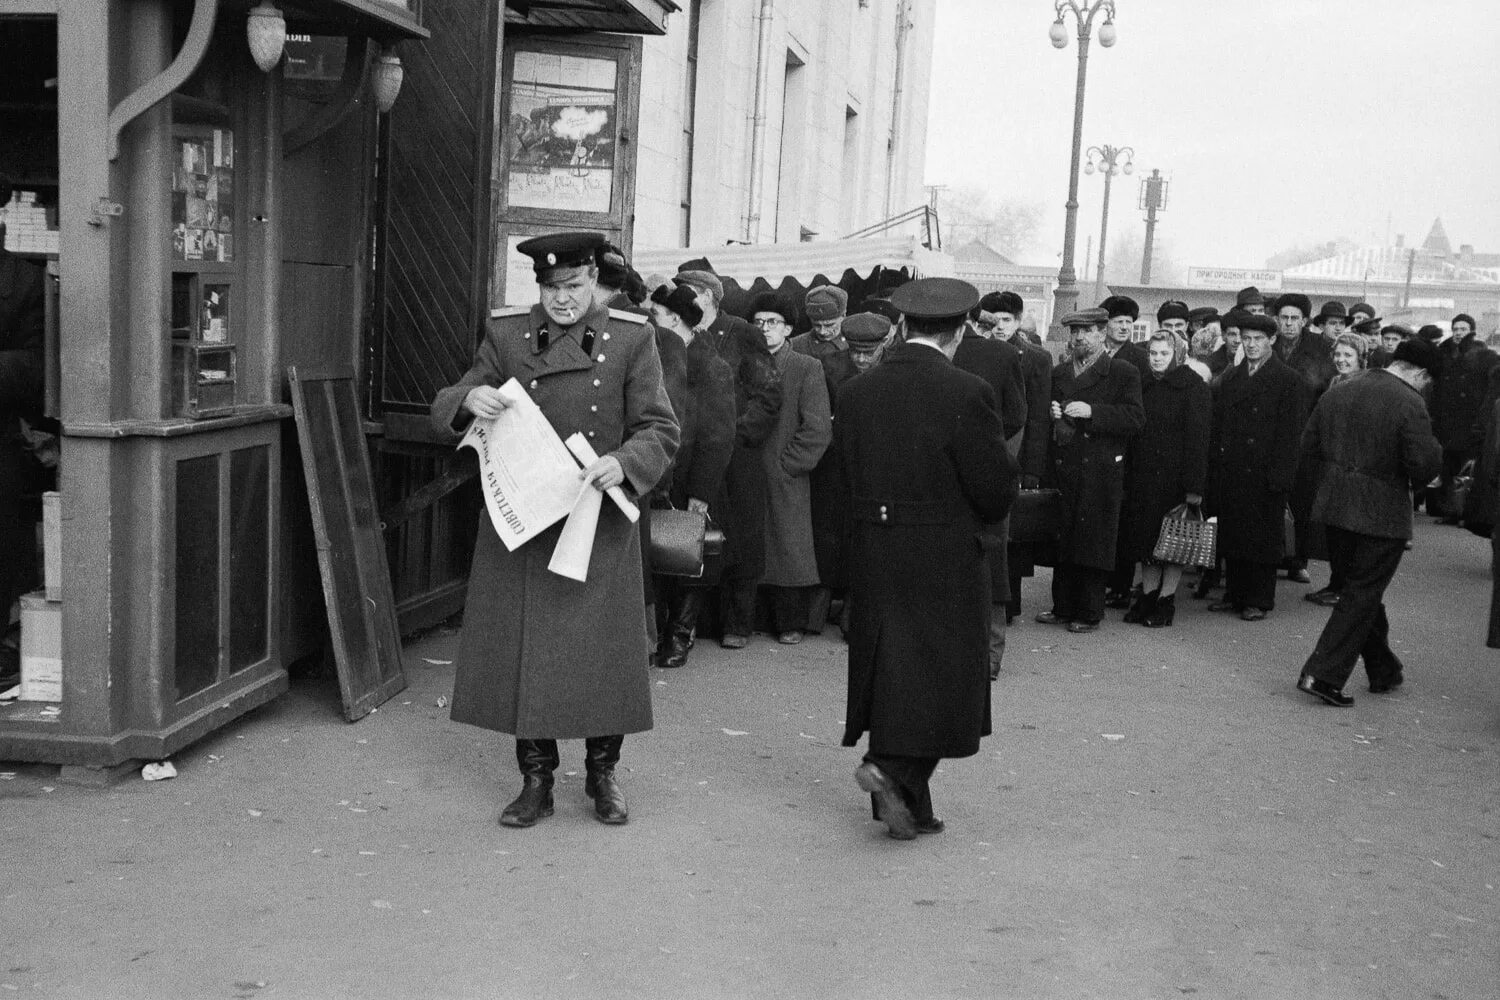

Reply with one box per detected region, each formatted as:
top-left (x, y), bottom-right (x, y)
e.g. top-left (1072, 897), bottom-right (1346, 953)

top-left (287, 366), bottom-right (407, 721)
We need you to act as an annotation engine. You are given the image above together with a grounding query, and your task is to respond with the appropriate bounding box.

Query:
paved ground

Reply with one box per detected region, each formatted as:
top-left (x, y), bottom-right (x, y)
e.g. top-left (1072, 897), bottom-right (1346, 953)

top-left (3, 519), bottom-right (1498, 999)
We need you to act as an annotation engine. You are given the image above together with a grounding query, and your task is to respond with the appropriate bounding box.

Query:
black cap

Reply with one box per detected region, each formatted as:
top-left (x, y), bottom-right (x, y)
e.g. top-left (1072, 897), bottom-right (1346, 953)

top-left (595, 241), bottom-right (631, 290)
top-left (1273, 293), bottom-right (1312, 318)
top-left (516, 232), bottom-right (607, 278)
top-left (1239, 314), bottom-right (1278, 335)
top-left (650, 284), bottom-right (703, 329)
top-left (888, 277), bottom-right (980, 321)
top-left (1188, 306), bottom-right (1221, 326)
top-left (841, 313), bottom-right (893, 345)
top-left (1157, 300), bottom-right (1190, 323)
top-left (979, 290), bottom-right (1025, 318)
top-left (1236, 286), bottom-right (1264, 307)
top-left (1316, 301), bottom-right (1348, 322)
top-left (748, 292), bottom-right (794, 322)
top-left (1101, 295), bottom-right (1139, 321)
top-left (858, 298), bottom-right (903, 324)
top-left (1392, 338), bottom-right (1442, 376)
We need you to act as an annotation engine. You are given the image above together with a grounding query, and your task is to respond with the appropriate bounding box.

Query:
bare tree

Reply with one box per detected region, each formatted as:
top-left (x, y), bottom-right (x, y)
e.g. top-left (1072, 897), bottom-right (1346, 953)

top-left (939, 185), bottom-right (1044, 259)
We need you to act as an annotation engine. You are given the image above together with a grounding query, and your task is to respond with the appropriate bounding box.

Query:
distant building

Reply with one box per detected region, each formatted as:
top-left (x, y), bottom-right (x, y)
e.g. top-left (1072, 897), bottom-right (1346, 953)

top-left (633, 0), bottom-right (936, 252)
top-left (951, 240), bottom-right (1058, 330)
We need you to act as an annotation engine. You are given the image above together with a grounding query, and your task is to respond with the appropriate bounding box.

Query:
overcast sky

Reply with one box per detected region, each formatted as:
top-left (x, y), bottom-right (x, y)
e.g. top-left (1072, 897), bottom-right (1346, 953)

top-left (925, 0), bottom-right (1500, 270)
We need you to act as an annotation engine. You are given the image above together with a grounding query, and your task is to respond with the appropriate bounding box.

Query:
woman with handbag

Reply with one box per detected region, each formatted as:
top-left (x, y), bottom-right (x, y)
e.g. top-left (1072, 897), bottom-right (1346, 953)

top-left (646, 284), bottom-right (736, 668)
top-left (1121, 331), bottom-right (1212, 627)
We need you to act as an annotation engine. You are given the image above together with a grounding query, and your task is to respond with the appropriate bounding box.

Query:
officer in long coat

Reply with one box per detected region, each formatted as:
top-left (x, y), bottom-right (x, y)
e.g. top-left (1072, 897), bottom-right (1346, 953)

top-left (838, 277), bottom-right (1017, 840)
top-left (431, 232), bottom-right (679, 829)
top-left (1037, 308), bottom-right (1145, 632)
top-left (753, 292), bottom-right (832, 644)
top-left (1295, 340), bottom-right (1442, 706)
top-left (1207, 313), bottom-right (1308, 619)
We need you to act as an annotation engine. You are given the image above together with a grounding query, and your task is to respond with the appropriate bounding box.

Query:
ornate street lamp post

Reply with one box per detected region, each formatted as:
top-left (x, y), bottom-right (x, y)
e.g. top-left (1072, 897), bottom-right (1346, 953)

top-left (1085, 143), bottom-right (1133, 302)
top-left (1048, 0), bottom-right (1117, 336)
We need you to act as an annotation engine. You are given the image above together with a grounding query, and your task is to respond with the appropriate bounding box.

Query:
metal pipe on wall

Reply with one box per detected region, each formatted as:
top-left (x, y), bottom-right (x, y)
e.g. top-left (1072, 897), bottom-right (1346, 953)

top-left (744, 0), bottom-right (776, 243)
top-left (883, 0), bottom-right (910, 221)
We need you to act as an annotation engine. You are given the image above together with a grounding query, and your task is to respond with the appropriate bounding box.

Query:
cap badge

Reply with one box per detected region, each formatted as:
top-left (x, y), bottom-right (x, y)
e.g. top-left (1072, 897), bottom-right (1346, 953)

top-left (546, 253), bottom-right (557, 265)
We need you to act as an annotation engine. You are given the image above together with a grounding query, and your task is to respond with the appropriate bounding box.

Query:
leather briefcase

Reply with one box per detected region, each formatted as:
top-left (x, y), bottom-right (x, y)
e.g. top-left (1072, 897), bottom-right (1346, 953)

top-left (649, 507), bottom-right (724, 581)
top-left (1009, 488), bottom-right (1062, 546)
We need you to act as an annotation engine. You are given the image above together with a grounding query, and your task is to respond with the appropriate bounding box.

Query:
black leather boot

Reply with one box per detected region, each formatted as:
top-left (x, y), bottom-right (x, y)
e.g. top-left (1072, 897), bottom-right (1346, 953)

top-left (1122, 586), bottom-right (1153, 624)
top-left (499, 738), bottom-right (558, 828)
top-left (660, 591), bottom-right (704, 669)
top-left (584, 734), bottom-right (629, 825)
top-left (1144, 592), bottom-right (1176, 628)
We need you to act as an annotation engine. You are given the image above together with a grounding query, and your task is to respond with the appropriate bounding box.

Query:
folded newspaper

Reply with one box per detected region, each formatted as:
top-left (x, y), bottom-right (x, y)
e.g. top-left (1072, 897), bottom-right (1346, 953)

top-left (459, 379), bottom-right (639, 581)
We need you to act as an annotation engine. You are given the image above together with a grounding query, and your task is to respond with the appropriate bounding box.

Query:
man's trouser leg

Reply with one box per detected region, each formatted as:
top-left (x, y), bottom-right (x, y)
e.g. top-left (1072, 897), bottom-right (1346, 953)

top-left (1302, 527), bottom-right (1406, 691)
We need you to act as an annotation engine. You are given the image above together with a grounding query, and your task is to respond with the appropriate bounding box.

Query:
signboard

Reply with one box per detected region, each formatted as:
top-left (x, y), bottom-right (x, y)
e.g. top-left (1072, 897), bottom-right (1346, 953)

top-left (1187, 266), bottom-right (1283, 291)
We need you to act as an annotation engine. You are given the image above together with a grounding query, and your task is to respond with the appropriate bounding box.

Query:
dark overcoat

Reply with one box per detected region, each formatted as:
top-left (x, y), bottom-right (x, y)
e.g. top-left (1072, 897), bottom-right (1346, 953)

top-left (1208, 355), bottom-right (1308, 565)
top-left (657, 328), bottom-right (735, 509)
top-left (837, 343), bottom-right (1017, 759)
top-left (1275, 333), bottom-right (1336, 400)
top-left (1121, 366), bottom-right (1212, 563)
top-left (1009, 334), bottom-right (1054, 481)
top-left (1434, 335), bottom-right (1500, 452)
top-left (1048, 355), bottom-right (1145, 570)
top-left (1111, 339), bottom-right (1153, 380)
top-left (1302, 369), bottom-right (1441, 540)
top-left (761, 346), bottom-right (832, 587)
top-left (954, 331), bottom-right (1029, 599)
top-left (431, 302), bottom-right (679, 738)
top-left (712, 315), bottom-right (782, 583)
top-left (807, 348), bottom-right (861, 588)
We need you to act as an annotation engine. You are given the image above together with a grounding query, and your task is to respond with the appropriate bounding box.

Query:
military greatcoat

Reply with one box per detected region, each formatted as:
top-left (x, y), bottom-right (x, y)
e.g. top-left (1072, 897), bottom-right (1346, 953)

top-left (1048, 355), bottom-right (1145, 570)
top-left (1208, 354), bottom-right (1308, 565)
top-left (837, 343), bottom-right (1017, 759)
top-left (431, 301), bottom-right (678, 738)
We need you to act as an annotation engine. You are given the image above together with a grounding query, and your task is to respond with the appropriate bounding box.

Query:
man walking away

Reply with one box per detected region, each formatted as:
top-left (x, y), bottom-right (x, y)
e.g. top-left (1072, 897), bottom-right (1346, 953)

top-left (1296, 340), bottom-right (1442, 706)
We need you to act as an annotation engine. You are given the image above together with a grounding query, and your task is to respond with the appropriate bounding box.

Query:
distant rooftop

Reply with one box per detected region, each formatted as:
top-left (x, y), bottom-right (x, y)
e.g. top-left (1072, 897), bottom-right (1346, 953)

top-left (1284, 219), bottom-right (1498, 285)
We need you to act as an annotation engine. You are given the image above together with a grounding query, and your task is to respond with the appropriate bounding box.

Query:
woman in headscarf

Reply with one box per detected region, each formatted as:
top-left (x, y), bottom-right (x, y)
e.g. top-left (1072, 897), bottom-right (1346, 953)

top-left (1120, 331), bottom-right (1212, 627)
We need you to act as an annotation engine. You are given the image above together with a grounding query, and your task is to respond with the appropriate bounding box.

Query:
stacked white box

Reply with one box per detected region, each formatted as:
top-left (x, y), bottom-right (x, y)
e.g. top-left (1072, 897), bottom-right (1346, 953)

top-left (20, 592), bottom-right (61, 702)
top-left (2, 190), bottom-right (59, 255)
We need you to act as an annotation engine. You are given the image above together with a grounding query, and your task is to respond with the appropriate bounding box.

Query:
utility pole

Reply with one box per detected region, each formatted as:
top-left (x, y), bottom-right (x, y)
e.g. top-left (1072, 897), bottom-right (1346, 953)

top-left (1138, 168), bottom-right (1168, 285)
top-left (1402, 247), bottom-right (1416, 307)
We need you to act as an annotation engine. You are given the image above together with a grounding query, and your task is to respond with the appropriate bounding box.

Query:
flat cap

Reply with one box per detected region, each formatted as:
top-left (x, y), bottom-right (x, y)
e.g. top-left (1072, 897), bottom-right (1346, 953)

top-left (979, 290), bottom-right (1025, 317)
top-left (1236, 286), bottom-right (1265, 307)
top-left (1061, 307), bottom-right (1109, 328)
top-left (516, 232), bottom-right (607, 277)
top-left (1392, 337), bottom-right (1442, 376)
top-left (1101, 295), bottom-right (1139, 321)
top-left (1157, 299), bottom-right (1191, 323)
top-left (804, 284), bottom-right (849, 321)
top-left (674, 269), bottom-right (724, 304)
top-left (1188, 306), bottom-right (1221, 326)
top-left (1351, 316), bottom-right (1382, 335)
top-left (888, 277), bottom-right (979, 321)
top-left (858, 298), bottom-right (903, 324)
top-left (841, 312), bottom-right (893, 345)
top-left (1382, 323), bottom-right (1414, 339)
top-left (1239, 313), bottom-right (1278, 335)
top-left (1273, 293), bottom-right (1312, 318)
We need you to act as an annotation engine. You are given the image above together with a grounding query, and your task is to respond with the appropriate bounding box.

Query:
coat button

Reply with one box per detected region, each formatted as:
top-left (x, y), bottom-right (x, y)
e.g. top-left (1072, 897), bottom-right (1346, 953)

top-left (593, 379), bottom-right (601, 387)
top-left (529, 380), bottom-right (538, 390)
top-left (603, 332), bottom-right (611, 341)
top-left (588, 431), bottom-right (596, 438)
top-left (590, 405), bottom-right (598, 413)
top-left (597, 354), bottom-right (606, 362)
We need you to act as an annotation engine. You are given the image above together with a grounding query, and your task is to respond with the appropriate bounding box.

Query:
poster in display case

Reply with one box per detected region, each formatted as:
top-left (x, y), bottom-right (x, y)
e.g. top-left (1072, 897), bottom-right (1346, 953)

top-left (171, 127), bottom-right (235, 263)
top-left (506, 51), bottom-right (618, 215)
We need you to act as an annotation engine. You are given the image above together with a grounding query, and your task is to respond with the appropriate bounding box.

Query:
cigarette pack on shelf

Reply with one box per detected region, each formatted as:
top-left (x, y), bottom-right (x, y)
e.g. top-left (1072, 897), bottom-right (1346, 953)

top-left (43, 491), bottom-right (61, 601)
top-left (20, 591), bottom-right (62, 703)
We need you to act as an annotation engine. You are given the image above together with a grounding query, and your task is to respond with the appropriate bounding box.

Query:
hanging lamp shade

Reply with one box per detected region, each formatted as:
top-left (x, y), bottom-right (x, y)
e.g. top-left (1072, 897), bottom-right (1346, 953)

top-left (247, 2), bottom-right (286, 72)
top-left (371, 51), bottom-right (404, 113)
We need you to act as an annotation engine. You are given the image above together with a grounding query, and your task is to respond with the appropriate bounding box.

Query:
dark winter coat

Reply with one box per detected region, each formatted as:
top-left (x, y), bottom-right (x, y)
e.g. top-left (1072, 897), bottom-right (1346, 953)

top-left (1275, 332), bottom-right (1336, 401)
top-left (1006, 333), bottom-right (1054, 481)
top-left (656, 328), bottom-right (735, 509)
top-left (1208, 355), bottom-right (1308, 565)
top-left (712, 313), bottom-right (782, 583)
top-left (1121, 366), bottom-right (1212, 563)
top-left (954, 330), bottom-right (1029, 599)
top-left (761, 346), bottom-right (832, 587)
top-left (1301, 368), bottom-right (1441, 540)
top-left (1110, 339), bottom-right (1153, 380)
top-left (1047, 354), bottom-right (1145, 570)
top-left (431, 302), bottom-right (679, 738)
top-left (837, 343), bottom-right (1017, 759)
top-left (1434, 334), bottom-right (1500, 452)
top-left (807, 348), bottom-right (862, 589)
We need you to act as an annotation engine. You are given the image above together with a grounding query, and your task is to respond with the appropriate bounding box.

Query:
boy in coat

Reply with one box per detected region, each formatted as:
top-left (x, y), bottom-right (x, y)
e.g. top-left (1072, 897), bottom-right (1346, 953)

top-left (838, 277), bottom-right (1017, 840)
top-left (431, 232), bottom-right (678, 829)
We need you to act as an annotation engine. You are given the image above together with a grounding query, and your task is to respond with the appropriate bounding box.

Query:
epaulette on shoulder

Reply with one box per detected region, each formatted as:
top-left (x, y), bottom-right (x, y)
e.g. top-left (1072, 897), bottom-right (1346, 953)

top-left (490, 305), bottom-right (531, 320)
top-left (608, 308), bottom-right (649, 325)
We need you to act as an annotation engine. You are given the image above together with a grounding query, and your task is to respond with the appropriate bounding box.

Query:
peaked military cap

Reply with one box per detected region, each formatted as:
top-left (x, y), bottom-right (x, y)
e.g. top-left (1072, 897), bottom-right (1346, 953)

top-left (516, 232), bottom-right (607, 277)
top-left (888, 277), bottom-right (979, 321)
top-left (1188, 306), bottom-right (1221, 326)
top-left (1351, 316), bottom-right (1382, 335)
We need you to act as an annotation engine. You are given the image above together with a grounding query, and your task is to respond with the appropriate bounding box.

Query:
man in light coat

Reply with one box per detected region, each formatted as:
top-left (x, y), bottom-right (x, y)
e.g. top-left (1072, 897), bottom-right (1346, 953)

top-left (752, 292), bottom-right (832, 644)
top-left (431, 232), bottom-right (678, 828)
top-left (1296, 340), bottom-right (1443, 706)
